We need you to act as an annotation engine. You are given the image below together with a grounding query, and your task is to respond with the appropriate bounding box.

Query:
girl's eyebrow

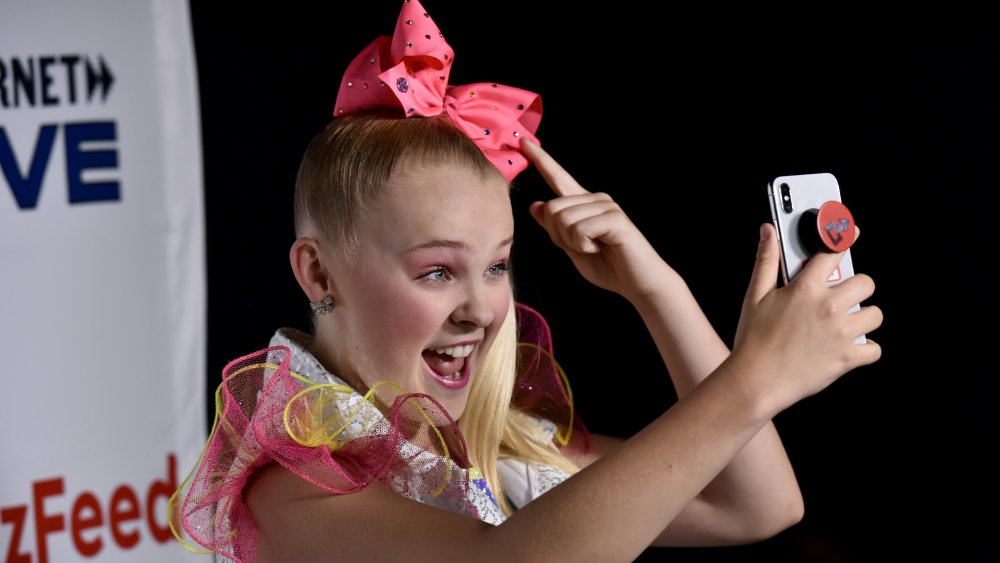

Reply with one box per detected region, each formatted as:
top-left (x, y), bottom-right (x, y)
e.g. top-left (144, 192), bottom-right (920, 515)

top-left (404, 235), bottom-right (514, 254)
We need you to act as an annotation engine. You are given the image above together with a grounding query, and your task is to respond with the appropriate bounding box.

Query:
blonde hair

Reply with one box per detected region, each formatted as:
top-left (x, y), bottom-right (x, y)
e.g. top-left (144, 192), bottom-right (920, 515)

top-left (294, 112), bottom-right (578, 515)
top-left (294, 110), bottom-right (497, 254)
top-left (459, 299), bottom-right (580, 515)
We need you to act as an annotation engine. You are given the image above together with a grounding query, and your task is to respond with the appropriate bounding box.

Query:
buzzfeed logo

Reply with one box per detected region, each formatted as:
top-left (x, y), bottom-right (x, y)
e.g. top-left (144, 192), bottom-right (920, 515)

top-left (1, 453), bottom-right (178, 562)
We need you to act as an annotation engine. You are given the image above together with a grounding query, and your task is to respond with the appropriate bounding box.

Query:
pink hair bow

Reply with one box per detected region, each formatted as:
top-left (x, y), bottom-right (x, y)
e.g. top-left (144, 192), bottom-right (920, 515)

top-left (334, 0), bottom-right (542, 181)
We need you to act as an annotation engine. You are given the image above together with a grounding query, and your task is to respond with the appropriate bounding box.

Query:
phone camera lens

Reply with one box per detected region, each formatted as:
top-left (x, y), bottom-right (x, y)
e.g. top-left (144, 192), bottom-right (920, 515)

top-left (780, 183), bottom-right (793, 213)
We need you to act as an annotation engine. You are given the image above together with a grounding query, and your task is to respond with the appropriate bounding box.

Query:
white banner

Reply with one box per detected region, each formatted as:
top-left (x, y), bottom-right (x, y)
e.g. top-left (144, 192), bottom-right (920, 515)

top-left (1, 1), bottom-right (205, 561)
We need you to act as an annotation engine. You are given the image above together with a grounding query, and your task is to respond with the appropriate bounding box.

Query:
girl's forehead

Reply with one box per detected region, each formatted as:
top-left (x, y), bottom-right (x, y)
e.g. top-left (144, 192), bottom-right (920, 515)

top-left (386, 162), bottom-right (508, 202)
top-left (365, 164), bottom-right (513, 249)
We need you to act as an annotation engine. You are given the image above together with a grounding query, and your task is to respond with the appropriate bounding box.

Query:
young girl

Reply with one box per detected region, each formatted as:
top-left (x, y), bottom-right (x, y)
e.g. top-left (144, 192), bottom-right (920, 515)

top-left (170, 2), bottom-right (882, 561)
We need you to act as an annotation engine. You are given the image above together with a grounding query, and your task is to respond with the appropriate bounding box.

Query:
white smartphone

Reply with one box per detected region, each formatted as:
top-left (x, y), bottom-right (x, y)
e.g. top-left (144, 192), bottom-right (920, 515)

top-left (767, 172), bottom-right (866, 344)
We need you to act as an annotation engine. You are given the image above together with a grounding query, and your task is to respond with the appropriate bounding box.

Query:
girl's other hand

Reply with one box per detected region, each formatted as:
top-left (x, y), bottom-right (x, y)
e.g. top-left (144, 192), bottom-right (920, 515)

top-left (520, 138), bottom-right (670, 301)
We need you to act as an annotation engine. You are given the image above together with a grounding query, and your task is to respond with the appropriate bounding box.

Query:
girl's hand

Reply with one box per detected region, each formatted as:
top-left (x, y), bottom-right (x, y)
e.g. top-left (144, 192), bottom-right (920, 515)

top-left (729, 223), bottom-right (883, 413)
top-left (521, 138), bottom-right (668, 301)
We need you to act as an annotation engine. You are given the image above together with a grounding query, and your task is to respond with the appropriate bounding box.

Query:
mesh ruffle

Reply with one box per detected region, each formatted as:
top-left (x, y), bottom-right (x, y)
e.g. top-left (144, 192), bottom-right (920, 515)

top-left (514, 303), bottom-right (590, 452)
top-left (169, 302), bottom-right (586, 562)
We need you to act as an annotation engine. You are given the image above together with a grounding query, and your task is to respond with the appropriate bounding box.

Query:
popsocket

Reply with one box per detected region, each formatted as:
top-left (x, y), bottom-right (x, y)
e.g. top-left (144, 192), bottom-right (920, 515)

top-left (797, 200), bottom-right (856, 254)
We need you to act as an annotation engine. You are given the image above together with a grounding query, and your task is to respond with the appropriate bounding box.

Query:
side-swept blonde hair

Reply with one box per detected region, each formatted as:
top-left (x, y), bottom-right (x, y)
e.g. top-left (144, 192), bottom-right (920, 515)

top-left (294, 112), bottom-right (577, 515)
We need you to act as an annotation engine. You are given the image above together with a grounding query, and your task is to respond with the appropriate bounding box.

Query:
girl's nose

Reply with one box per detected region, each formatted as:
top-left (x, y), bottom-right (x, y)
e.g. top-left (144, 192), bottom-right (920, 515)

top-left (451, 282), bottom-right (494, 328)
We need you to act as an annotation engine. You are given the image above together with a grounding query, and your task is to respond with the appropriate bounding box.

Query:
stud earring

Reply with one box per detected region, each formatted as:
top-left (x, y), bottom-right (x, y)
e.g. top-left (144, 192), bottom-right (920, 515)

top-left (309, 295), bottom-right (334, 315)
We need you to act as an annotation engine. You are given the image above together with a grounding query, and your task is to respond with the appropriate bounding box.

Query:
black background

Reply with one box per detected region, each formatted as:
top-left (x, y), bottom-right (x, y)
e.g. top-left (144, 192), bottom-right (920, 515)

top-left (190, 3), bottom-right (997, 561)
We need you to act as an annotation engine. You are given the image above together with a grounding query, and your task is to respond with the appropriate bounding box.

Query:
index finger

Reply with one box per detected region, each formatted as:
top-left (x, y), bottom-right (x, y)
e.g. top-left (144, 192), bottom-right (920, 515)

top-left (520, 137), bottom-right (590, 197)
top-left (800, 224), bottom-right (862, 285)
top-left (799, 247), bottom-right (848, 287)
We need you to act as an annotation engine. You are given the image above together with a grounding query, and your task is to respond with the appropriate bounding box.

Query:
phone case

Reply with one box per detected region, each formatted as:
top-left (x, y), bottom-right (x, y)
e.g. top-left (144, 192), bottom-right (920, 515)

top-left (767, 172), bottom-right (866, 344)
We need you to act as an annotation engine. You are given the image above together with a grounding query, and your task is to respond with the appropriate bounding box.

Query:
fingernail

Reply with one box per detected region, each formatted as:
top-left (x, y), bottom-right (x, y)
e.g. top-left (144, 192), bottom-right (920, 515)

top-left (759, 224), bottom-right (770, 242)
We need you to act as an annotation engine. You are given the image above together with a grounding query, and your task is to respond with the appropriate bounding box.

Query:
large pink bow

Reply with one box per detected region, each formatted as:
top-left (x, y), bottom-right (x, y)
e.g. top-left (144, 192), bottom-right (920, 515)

top-left (333, 0), bottom-right (542, 181)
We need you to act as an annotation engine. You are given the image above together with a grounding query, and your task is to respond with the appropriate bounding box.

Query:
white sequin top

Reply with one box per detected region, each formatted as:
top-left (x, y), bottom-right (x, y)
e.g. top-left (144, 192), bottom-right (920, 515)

top-left (269, 328), bottom-right (572, 522)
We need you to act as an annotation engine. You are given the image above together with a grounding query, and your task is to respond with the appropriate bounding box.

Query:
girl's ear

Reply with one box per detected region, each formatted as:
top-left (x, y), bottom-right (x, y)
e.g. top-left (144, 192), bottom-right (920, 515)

top-left (290, 236), bottom-right (337, 303)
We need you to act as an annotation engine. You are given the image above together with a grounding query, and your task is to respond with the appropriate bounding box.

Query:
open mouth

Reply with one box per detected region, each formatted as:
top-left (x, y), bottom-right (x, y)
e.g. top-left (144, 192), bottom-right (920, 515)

top-left (422, 343), bottom-right (475, 390)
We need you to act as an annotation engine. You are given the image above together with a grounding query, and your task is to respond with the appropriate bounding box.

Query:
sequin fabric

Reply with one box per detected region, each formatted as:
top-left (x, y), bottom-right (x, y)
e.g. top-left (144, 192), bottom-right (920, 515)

top-left (271, 328), bottom-right (505, 525)
top-left (497, 418), bottom-right (573, 511)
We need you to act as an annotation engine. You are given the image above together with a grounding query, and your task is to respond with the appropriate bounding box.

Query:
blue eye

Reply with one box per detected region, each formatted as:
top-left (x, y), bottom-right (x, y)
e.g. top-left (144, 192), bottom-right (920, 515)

top-left (486, 260), bottom-right (510, 278)
top-left (422, 267), bottom-right (451, 283)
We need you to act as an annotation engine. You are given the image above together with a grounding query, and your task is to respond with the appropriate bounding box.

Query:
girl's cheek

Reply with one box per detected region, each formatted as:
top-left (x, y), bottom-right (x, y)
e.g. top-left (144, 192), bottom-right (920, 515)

top-left (489, 288), bottom-right (512, 326)
top-left (384, 297), bottom-right (434, 340)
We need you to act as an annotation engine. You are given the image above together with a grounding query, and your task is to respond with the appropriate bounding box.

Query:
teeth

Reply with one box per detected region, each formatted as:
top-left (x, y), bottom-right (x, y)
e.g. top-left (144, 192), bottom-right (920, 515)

top-left (448, 371), bottom-right (461, 380)
top-left (433, 344), bottom-right (474, 358)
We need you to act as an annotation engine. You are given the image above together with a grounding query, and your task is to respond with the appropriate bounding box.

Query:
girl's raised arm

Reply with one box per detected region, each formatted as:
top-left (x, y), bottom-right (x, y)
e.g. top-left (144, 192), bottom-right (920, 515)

top-left (522, 137), bottom-right (882, 547)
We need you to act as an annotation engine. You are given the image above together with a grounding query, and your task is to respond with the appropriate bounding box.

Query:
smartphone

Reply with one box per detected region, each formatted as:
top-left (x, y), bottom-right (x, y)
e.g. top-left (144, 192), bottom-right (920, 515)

top-left (767, 172), bottom-right (866, 344)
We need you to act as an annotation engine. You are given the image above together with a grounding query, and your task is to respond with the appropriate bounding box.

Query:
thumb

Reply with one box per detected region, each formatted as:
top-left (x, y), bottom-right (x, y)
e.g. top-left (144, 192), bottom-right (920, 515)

top-left (745, 223), bottom-right (780, 304)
